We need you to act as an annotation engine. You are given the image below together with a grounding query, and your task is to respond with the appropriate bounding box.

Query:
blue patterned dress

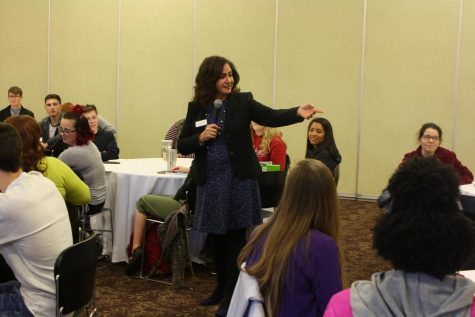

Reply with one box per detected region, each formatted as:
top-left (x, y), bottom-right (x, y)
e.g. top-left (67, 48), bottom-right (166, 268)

top-left (193, 101), bottom-right (262, 234)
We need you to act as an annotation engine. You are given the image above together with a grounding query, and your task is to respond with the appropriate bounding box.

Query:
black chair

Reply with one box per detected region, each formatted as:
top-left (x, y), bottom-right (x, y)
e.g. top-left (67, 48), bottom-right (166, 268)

top-left (258, 170), bottom-right (288, 219)
top-left (285, 154), bottom-right (291, 170)
top-left (55, 232), bottom-right (98, 317)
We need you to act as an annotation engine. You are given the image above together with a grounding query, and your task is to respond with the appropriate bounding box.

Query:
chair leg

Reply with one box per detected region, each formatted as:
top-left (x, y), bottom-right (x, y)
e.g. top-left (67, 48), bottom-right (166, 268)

top-left (90, 208), bottom-right (114, 270)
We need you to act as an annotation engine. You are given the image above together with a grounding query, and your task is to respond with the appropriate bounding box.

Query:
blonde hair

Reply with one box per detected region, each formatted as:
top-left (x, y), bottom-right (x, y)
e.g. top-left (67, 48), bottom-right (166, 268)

top-left (251, 125), bottom-right (287, 154)
top-left (238, 159), bottom-right (343, 316)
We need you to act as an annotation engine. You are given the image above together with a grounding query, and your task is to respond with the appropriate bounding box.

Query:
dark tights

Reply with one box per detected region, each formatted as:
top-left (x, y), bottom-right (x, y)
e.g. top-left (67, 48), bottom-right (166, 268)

top-left (208, 228), bottom-right (247, 307)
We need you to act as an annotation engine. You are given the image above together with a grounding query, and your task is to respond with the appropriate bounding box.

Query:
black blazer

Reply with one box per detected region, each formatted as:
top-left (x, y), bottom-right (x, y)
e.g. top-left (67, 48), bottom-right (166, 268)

top-left (178, 92), bottom-right (303, 185)
top-left (0, 105), bottom-right (34, 122)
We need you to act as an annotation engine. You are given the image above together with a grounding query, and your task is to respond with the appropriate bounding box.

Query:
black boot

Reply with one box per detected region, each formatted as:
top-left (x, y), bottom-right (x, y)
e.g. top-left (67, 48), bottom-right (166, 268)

top-left (200, 234), bottom-right (227, 306)
top-left (215, 229), bottom-right (247, 317)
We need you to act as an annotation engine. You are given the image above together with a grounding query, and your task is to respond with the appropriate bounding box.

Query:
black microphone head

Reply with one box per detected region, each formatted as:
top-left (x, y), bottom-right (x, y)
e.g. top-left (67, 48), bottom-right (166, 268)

top-left (213, 99), bottom-right (223, 110)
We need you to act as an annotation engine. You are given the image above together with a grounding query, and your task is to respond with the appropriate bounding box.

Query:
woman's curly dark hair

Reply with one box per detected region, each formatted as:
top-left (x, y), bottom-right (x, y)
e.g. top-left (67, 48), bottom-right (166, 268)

top-left (373, 157), bottom-right (475, 279)
top-left (193, 56), bottom-right (240, 108)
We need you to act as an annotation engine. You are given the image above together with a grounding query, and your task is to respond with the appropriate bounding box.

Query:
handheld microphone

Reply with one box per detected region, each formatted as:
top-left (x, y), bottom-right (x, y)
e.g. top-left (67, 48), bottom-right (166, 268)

top-left (213, 99), bottom-right (223, 123)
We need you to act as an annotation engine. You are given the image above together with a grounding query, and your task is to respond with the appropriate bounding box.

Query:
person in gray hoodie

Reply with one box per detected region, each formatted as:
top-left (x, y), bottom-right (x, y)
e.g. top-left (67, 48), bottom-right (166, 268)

top-left (324, 156), bottom-right (475, 317)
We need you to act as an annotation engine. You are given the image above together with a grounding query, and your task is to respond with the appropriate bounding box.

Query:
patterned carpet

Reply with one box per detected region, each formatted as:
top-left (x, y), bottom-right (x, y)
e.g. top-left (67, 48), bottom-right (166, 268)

top-left (93, 199), bottom-right (391, 316)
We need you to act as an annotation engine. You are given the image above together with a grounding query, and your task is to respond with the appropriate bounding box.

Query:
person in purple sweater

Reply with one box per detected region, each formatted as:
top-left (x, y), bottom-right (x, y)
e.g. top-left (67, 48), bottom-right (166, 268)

top-left (237, 159), bottom-right (344, 317)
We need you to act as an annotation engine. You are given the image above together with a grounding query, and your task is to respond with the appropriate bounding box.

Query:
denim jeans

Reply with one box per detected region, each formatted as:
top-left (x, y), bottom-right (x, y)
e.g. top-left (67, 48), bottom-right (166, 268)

top-left (0, 281), bottom-right (34, 317)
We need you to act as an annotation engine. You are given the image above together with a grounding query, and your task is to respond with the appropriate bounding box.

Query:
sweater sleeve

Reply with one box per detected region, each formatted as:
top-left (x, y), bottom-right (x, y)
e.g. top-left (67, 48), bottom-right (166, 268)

top-left (55, 159), bottom-right (91, 205)
top-left (269, 136), bottom-right (287, 170)
top-left (309, 233), bottom-right (343, 315)
top-left (315, 150), bottom-right (339, 172)
top-left (61, 164), bottom-right (91, 205)
top-left (98, 116), bottom-right (116, 134)
top-left (96, 131), bottom-right (120, 161)
top-left (323, 289), bottom-right (353, 317)
top-left (450, 153), bottom-right (474, 185)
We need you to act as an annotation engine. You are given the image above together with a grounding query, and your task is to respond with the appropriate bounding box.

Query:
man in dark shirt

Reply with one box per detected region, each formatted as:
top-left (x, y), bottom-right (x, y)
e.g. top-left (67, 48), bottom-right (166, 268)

top-left (0, 86), bottom-right (34, 122)
top-left (39, 93), bottom-right (68, 157)
top-left (83, 104), bottom-right (119, 161)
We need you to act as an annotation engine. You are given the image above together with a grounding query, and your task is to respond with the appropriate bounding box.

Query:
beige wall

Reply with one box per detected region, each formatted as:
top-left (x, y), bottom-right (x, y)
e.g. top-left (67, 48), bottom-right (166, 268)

top-left (0, 0), bottom-right (474, 198)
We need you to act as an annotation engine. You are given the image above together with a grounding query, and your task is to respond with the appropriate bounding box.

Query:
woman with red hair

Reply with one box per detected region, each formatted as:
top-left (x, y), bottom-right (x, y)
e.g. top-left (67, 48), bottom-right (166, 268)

top-left (58, 105), bottom-right (106, 215)
top-left (5, 115), bottom-right (90, 242)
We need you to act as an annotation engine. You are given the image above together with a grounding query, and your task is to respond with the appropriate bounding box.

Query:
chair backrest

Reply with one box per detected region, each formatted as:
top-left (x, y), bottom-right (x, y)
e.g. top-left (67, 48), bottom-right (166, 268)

top-left (285, 154), bottom-right (291, 170)
top-left (258, 170), bottom-right (288, 209)
top-left (55, 232), bottom-right (98, 316)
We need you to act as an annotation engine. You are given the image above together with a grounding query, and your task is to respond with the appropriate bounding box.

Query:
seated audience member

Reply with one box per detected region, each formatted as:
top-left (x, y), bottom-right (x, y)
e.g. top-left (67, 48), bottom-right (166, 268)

top-left (0, 86), bottom-right (34, 122)
top-left (58, 106), bottom-right (106, 215)
top-left (6, 115), bottom-right (90, 204)
top-left (164, 118), bottom-right (194, 158)
top-left (39, 93), bottom-right (68, 157)
top-left (400, 122), bottom-right (473, 185)
top-left (6, 115), bottom-right (91, 242)
top-left (324, 157), bottom-right (475, 317)
top-left (83, 104), bottom-right (119, 161)
top-left (306, 117), bottom-right (341, 173)
top-left (251, 122), bottom-right (287, 170)
top-left (0, 122), bottom-right (72, 317)
top-left (237, 159), bottom-right (343, 317)
top-left (125, 165), bottom-right (195, 276)
top-left (62, 102), bottom-right (116, 134)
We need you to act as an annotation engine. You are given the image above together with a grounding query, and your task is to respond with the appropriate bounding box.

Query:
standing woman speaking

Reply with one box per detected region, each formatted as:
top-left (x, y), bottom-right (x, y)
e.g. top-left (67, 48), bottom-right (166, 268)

top-left (178, 55), bottom-right (318, 317)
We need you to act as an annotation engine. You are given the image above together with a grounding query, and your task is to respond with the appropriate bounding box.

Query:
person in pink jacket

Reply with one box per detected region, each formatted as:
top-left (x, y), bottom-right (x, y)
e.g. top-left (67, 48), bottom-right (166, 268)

top-left (324, 157), bottom-right (475, 317)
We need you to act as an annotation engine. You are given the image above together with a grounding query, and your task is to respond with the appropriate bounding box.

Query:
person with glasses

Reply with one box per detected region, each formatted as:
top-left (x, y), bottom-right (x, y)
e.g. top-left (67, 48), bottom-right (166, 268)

top-left (58, 105), bottom-right (106, 215)
top-left (0, 86), bottom-right (34, 122)
top-left (39, 94), bottom-right (68, 157)
top-left (400, 122), bottom-right (473, 184)
top-left (5, 115), bottom-right (90, 243)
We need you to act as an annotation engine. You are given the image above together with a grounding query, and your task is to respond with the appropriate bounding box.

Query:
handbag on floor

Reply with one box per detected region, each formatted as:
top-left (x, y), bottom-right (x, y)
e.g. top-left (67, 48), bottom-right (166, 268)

top-left (126, 223), bottom-right (171, 275)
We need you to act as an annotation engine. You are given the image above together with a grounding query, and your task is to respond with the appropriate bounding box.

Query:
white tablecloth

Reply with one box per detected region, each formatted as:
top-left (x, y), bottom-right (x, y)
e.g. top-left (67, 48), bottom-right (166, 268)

top-left (104, 158), bottom-right (192, 262)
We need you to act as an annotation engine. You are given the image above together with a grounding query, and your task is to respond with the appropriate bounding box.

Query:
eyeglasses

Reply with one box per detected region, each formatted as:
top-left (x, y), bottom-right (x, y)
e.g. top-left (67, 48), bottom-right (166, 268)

top-left (58, 127), bottom-right (77, 135)
top-left (8, 95), bottom-right (21, 99)
top-left (421, 135), bottom-right (439, 141)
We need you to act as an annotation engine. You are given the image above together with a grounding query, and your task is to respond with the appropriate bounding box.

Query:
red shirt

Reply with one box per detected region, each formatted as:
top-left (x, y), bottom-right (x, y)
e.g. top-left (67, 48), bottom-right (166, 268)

top-left (252, 135), bottom-right (287, 170)
top-left (401, 146), bottom-right (474, 185)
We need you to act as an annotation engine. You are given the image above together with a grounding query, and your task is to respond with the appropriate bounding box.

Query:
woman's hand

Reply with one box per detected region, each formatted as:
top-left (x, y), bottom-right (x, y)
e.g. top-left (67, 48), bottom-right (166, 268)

top-left (297, 104), bottom-right (322, 119)
top-left (172, 166), bottom-right (190, 173)
top-left (199, 124), bottom-right (220, 143)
